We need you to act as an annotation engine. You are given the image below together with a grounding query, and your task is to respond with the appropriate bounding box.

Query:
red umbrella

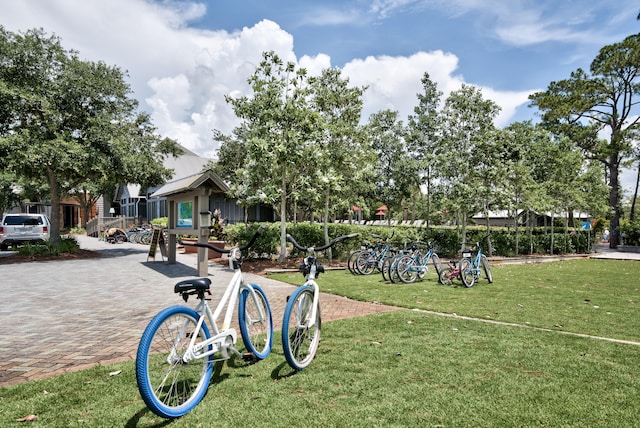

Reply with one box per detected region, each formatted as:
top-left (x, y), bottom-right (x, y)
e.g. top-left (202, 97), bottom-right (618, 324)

top-left (352, 205), bottom-right (362, 211)
top-left (376, 204), bottom-right (388, 211)
top-left (375, 210), bottom-right (386, 216)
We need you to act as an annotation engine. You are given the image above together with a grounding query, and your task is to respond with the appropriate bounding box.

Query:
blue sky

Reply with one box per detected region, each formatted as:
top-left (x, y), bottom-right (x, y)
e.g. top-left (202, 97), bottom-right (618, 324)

top-left (1, 0), bottom-right (639, 191)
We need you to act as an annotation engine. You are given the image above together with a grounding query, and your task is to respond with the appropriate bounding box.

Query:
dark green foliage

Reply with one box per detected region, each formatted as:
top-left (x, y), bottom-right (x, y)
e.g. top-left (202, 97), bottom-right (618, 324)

top-left (225, 222), bottom-right (593, 260)
top-left (620, 220), bottom-right (640, 245)
top-left (16, 236), bottom-right (79, 256)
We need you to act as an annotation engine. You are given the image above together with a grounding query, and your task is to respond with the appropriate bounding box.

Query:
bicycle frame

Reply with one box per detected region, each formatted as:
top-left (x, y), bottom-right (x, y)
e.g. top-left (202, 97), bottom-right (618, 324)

top-left (462, 242), bottom-right (484, 278)
top-left (297, 257), bottom-right (321, 330)
top-left (180, 248), bottom-right (267, 363)
top-left (406, 246), bottom-right (435, 272)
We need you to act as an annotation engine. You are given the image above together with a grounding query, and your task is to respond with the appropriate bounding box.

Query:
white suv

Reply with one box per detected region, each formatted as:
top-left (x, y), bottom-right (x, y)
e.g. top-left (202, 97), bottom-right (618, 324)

top-left (0, 213), bottom-right (51, 250)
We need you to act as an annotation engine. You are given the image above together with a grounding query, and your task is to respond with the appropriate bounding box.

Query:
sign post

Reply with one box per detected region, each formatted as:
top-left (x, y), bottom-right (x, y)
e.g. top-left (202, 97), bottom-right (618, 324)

top-left (147, 227), bottom-right (167, 262)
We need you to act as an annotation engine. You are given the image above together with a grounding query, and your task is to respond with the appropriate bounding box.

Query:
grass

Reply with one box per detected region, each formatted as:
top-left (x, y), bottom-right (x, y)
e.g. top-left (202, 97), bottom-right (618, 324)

top-left (271, 259), bottom-right (640, 343)
top-left (1, 259), bottom-right (639, 427)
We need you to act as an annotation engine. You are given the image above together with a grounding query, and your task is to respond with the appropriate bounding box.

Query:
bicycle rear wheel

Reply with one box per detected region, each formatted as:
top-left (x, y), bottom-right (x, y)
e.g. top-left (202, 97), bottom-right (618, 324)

top-left (238, 284), bottom-right (273, 360)
top-left (282, 286), bottom-right (321, 371)
top-left (439, 266), bottom-right (454, 285)
top-left (136, 306), bottom-right (212, 419)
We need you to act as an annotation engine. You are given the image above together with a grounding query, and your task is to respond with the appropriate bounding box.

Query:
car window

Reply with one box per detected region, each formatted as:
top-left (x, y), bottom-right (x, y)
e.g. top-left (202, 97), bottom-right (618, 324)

top-left (3, 216), bottom-right (43, 226)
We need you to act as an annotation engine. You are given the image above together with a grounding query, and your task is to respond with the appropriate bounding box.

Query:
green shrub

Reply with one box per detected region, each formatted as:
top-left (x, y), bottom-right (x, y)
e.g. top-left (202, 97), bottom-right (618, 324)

top-left (16, 237), bottom-right (80, 256)
top-left (225, 222), bottom-right (280, 259)
top-left (221, 222), bottom-right (594, 260)
top-left (151, 217), bottom-right (168, 228)
top-left (620, 219), bottom-right (640, 246)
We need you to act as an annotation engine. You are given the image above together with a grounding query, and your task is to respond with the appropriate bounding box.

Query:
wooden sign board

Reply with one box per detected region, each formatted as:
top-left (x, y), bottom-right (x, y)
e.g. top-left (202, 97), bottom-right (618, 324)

top-left (147, 227), bottom-right (167, 261)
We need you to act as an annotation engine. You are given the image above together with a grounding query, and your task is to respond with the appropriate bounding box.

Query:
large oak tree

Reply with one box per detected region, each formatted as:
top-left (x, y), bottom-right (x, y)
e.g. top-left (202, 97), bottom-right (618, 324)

top-left (0, 27), bottom-right (180, 244)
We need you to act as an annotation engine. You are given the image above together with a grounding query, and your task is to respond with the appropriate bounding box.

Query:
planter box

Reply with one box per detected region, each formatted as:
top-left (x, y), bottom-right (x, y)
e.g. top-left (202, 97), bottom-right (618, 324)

top-left (181, 238), bottom-right (226, 259)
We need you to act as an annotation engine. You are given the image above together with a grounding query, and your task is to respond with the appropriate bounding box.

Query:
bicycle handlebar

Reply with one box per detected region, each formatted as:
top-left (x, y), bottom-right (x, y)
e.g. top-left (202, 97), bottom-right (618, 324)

top-left (286, 233), bottom-right (359, 253)
top-left (180, 225), bottom-right (266, 254)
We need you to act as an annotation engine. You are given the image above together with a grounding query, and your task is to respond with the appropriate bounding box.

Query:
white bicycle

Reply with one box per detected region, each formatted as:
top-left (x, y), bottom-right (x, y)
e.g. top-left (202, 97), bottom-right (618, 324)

top-left (282, 232), bottom-right (358, 371)
top-left (135, 226), bottom-right (273, 419)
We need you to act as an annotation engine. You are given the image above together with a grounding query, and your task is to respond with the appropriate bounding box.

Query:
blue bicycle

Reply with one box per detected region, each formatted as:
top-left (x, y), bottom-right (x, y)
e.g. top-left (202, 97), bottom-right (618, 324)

top-left (395, 241), bottom-right (442, 284)
top-left (460, 239), bottom-right (493, 288)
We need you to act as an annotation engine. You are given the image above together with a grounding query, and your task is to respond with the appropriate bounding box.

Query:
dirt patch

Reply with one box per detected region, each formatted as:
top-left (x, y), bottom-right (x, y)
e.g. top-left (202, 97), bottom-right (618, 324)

top-left (215, 257), bottom-right (348, 277)
top-left (0, 249), bottom-right (101, 264)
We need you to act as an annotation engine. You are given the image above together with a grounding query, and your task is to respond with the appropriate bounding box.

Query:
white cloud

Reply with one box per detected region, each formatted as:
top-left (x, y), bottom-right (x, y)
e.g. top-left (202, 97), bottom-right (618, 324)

top-left (0, 0), bottom-right (535, 157)
top-left (342, 50), bottom-right (533, 126)
top-left (479, 87), bottom-right (538, 128)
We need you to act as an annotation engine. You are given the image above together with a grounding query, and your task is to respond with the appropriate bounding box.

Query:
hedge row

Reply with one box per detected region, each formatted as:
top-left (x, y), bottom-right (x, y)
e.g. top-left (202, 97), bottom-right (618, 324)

top-left (224, 222), bottom-right (594, 260)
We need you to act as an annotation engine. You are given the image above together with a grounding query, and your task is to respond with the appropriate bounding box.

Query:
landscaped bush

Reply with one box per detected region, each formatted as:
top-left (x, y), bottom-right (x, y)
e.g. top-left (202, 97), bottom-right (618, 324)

top-left (223, 222), bottom-right (594, 260)
top-left (150, 217), bottom-right (168, 228)
top-left (17, 237), bottom-right (80, 256)
top-left (620, 219), bottom-right (640, 245)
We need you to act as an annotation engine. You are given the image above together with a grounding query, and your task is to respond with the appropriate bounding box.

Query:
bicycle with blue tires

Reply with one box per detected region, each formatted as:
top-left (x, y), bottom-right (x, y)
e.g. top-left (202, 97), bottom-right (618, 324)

top-left (135, 226), bottom-right (273, 419)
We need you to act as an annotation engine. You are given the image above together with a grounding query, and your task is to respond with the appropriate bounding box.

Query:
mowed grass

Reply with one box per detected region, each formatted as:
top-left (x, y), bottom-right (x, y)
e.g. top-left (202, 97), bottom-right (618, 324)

top-left (1, 259), bottom-right (639, 427)
top-left (272, 258), bottom-right (640, 342)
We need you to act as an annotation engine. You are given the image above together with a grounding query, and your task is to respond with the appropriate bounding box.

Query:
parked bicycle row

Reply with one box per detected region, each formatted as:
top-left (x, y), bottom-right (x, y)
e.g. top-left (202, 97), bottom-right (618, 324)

top-left (99, 225), bottom-right (166, 245)
top-left (348, 234), bottom-right (493, 287)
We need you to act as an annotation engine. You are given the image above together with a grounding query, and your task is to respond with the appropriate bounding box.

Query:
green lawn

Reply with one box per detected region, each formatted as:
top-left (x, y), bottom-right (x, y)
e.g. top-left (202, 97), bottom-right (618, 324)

top-left (271, 258), bottom-right (640, 343)
top-left (1, 259), bottom-right (639, 427)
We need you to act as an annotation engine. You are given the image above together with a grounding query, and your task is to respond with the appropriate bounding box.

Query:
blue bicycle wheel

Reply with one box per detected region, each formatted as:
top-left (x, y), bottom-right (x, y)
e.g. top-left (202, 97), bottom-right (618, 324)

top-left (282, 286), bottom-right (321, 371)
top-left (136, 306), bottom-right (212, 419)
top-left (238, 284), bottom-right (273, 360)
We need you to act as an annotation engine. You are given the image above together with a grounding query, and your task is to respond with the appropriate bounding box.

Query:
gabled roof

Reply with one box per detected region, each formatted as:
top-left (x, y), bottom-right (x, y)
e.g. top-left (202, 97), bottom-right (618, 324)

top-left (150, 170), bottom-right (229, 198)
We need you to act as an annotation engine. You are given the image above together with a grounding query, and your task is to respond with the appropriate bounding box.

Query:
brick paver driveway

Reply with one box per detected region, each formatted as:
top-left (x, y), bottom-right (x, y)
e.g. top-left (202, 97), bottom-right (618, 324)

top-left (0, 235), bottom-right (398, 387)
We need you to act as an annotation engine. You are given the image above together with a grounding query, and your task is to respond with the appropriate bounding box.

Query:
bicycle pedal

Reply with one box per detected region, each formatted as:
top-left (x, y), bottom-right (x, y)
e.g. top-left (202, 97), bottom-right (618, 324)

top-left (241, 352), bottom-right (257, 362)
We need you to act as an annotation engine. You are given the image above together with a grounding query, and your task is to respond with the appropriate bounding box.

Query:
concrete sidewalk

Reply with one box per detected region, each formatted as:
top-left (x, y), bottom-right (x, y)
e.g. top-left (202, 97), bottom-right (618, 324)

top-left (0, 235), bottom-right (397, 387)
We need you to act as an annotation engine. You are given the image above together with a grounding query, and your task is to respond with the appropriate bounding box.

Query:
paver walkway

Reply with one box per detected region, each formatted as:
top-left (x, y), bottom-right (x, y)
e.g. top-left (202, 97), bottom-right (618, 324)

top-left (0, 235), bottom-right (398, 387)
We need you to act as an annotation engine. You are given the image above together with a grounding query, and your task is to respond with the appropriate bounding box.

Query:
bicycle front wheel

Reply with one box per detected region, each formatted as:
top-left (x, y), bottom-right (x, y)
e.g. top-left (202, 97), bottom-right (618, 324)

top-left (282, 286), bottom-right (321, 371)
top-left (136, 306), bottom-right (212, 419)
top-left (238, 284), bottom-right (273, 360)
top-left (481, 255), bottom-right (493, 283)
top-left (459, 258), bottom-right (475, 288)
top-left (397, 256), bottom-right (418, 284)
top-left (431, 253), bottom-right (443, 277)
top-left (355, 251), bottom-right (376, 275)
top-left (347, 250), bottom-right (361, 274)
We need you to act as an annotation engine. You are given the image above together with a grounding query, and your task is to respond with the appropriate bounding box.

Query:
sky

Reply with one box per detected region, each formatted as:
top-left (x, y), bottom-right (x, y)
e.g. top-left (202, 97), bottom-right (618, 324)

top-left (1, 0), bottom-right (639, 193)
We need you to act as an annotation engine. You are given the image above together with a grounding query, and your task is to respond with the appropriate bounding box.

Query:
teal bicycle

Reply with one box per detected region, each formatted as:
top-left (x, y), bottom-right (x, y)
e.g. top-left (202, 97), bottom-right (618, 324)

top-left (460, 239), bottom-right (493, 288)
top-left (395, 241), bottom-right (443, 284)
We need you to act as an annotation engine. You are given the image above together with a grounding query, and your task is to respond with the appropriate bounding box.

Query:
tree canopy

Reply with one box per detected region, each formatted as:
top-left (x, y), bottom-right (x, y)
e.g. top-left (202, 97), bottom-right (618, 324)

top-left (0, 27), bottom-right (181, 244)
top-left (530, 33), bottom-right (640, 248)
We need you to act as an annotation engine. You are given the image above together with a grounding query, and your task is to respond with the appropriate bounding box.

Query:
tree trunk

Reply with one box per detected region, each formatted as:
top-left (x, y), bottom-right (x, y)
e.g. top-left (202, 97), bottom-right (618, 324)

top-left (608, 155), bottom-right (621, 249)
top-left (514, 209), bottom-right (519, 256)
top-left (279, 171), bottom-right (287, 263)
top-left (460, 209), bottom-right (467, 252)
top-left (323, 188), bottom-right (332, 262)
top-left (630, 161), bottom-right (639, 221)
top-left (550, 213), bottom-right (555, 255)
top-left (48, 171), bottom-right (61, 246)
